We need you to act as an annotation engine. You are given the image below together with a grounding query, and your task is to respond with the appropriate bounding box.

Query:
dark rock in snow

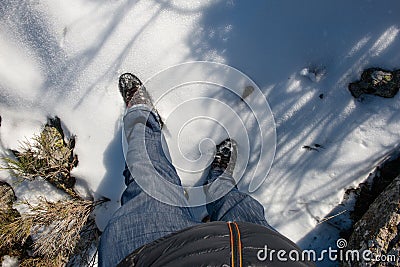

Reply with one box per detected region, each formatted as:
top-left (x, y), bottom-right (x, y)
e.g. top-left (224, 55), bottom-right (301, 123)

top-left (241, 85), bottom-right (254, 101)
top-left (0, 181), bottom-right (17, 210)
top-left (348, 68), bottom-right (400, 98)
top-left (342, 175), bottom-right (400, 267)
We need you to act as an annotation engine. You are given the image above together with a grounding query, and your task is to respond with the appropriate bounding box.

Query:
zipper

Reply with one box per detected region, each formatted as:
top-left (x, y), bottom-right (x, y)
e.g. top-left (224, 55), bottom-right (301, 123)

top-left (227, 222), bottom-right (242, 267)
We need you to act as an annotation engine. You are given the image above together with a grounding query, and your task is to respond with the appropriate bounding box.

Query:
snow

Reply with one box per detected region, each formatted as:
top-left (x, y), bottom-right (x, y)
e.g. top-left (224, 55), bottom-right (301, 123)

top-left (1, 0), bottom-right (400, 266)
top-left (1, 255), bottom-right (18, 267)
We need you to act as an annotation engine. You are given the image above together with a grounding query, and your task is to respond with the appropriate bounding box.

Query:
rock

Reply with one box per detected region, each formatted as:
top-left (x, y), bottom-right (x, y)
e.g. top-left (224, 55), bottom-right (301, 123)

top-left (0, 181), bottom-right (20, 226)
top-left (300, 68), bottom-right (317, 82)
top-left (0, 181), bottom-right (25, 261)
top-left (241, 85), bottom-right (254, 100)
top-left (0, 181), bottom-right (16, 211)
top-left (348, 68), bottom-right (400, 98)
top-left (342, 175), bottom-right (400, 267)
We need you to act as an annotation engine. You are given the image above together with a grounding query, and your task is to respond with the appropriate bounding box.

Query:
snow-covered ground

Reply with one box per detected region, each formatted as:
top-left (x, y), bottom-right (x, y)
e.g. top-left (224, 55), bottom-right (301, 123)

top-left (1, 0), bottom-right (400, 266)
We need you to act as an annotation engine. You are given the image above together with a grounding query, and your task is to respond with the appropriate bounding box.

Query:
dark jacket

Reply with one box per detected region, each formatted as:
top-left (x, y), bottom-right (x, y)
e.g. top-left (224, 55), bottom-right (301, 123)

top-left (118, 221), bottom-right (316, 267)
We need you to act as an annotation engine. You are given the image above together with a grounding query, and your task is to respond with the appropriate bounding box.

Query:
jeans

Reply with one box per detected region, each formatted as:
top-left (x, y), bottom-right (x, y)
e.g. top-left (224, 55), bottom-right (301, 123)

top-left (98, 106), bottom-right (272, 267)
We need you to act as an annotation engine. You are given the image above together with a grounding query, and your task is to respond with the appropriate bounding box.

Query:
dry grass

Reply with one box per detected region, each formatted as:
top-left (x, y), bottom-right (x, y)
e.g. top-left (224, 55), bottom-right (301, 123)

top-left (0, 215), bottom-right (33, 249)
top-left (0, 198), bottom-right (103, 266)
top-left (0, 117), bottom-right (104, 266)
top-left (1, 124), bottom-right (79, 199)
top-left (19, 257), bottom-right (63, 267)
top-left (28, 198), bottom-right (94, 260)
top-left (0, 182), bottom-right (33, 263)
top-left (68, 216), bottom-right (101, 266)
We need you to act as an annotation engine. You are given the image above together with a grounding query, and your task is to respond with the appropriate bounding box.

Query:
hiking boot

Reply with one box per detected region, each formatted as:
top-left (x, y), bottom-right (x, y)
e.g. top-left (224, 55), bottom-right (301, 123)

top-left (118, 73), bottom-right (153, 108)
top-left (208, 138), bottom-right (237, 180)
top-left (118, 73), bottom-right (164, 127)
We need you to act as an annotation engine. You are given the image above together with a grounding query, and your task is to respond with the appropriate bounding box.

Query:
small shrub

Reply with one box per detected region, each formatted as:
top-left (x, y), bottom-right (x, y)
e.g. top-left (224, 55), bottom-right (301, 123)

top-left (0, 117), bottom-right (105, 266)
top-left (31, 198), bottom-right (101, 264)
top-left (0, 197), bottom-right (104, 266)
top-left (1, 117), bottom-right (79, 199)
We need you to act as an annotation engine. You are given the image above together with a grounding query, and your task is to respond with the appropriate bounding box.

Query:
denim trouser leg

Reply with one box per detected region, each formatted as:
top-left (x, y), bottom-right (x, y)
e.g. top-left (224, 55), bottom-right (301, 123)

top-left (99, 105), bottom-right (274, 266)
top-left (98, 106), bottom-right (200, 267)
top-left (205, 168), bottom-right (272, 229)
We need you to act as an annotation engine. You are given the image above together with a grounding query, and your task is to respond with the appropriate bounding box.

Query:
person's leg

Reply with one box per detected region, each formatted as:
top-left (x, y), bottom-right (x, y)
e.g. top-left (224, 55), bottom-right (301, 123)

top-left (204, 139), bottom-right (273, 229)
top-left (99, 106), bottom-right (199, 267)
top-left (205, 169), bottom-right (272, 228)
